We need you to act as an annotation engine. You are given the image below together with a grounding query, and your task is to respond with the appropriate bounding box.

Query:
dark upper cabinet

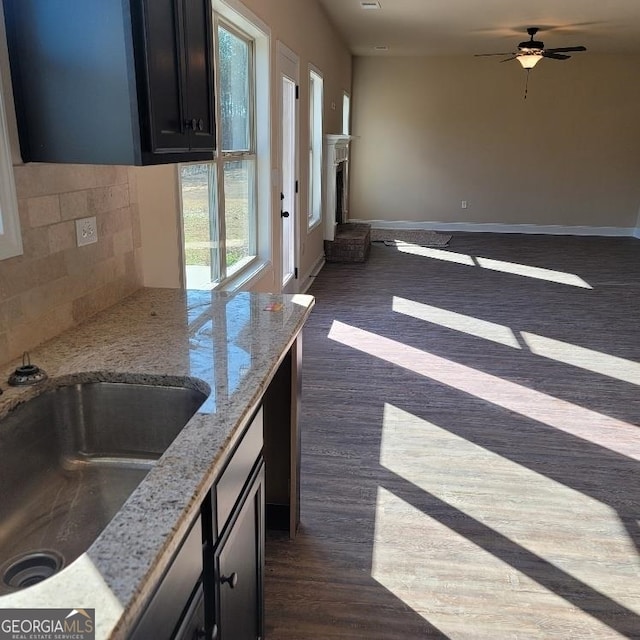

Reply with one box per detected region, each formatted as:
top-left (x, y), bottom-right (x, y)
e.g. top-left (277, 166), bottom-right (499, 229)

top-left (3, 0), bottom-right (216, 165)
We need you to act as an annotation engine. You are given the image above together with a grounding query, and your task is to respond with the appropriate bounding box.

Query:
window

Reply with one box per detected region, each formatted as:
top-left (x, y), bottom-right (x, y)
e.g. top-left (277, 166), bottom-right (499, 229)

top-left (180, 18), bottom-right (262, 289)
top-left (308, 68), bottom-right (323, 229)
top-left (342, 92), bottom-right (350, 136)
top-left (0, 61), bottom-right (21, 260)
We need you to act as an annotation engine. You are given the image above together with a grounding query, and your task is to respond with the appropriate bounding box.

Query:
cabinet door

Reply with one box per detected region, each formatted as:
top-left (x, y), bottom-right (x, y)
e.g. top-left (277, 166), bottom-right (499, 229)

top-left (182, 0), bottom-right (216, 150)
top-left (173, 585), bottom-right (206, 640)
top-left (130, 517), bottom-right (203, 640)
top-left (215, 463), bottom-right (264, 640)
top-left (139, 0), bottom-right (189, 153)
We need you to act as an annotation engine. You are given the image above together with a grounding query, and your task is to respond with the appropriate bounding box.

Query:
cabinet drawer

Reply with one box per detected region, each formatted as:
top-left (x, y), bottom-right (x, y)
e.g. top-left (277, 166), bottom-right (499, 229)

top-left (215, 407), bottom-right (263, 535)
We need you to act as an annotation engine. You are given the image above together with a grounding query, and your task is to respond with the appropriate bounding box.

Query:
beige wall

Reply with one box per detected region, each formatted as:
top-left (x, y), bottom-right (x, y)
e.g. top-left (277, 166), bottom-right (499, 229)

top-left (135, 165), bottom-right (183, 289)
top-left (350, 55), bottom-right (640, 229)
top-left (137, 0), bottom-right (352, 291)
top-left (239, 0), bottom-right (352, 281)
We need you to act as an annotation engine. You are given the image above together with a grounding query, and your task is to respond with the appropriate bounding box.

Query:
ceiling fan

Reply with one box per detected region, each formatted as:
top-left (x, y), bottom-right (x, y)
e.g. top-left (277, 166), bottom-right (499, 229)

top-left (475, 27), bottom-right (587, 69)
top-left (475, 27), bottom-right (587, 98)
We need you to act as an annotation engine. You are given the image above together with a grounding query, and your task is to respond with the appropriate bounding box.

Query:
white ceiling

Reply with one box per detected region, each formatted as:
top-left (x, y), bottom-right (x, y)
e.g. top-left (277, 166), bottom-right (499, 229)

top-left (317, 0), bottom-right (640, 56)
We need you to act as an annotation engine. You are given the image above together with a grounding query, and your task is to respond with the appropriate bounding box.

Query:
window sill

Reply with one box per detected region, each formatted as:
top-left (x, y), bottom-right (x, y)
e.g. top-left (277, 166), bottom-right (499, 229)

top-left (307, 217), bottom-right (322, 234)
top-left (214, 258), bottom-right (271, 293)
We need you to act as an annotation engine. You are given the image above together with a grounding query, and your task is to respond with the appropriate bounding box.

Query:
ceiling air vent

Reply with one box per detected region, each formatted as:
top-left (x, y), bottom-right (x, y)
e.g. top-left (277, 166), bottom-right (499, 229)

top-left (360, 1), bottom-right (381, 9)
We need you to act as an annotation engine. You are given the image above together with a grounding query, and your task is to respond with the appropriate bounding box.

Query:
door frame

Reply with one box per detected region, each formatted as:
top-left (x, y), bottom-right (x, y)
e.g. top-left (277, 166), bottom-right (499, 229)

top-left (276, 40), bottom-right (300, 293)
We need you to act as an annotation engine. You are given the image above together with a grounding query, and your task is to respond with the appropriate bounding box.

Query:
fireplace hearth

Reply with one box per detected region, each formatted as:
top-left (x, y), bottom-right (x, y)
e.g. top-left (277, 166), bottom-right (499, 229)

top-left (324, 223), bottom-right (371, 263)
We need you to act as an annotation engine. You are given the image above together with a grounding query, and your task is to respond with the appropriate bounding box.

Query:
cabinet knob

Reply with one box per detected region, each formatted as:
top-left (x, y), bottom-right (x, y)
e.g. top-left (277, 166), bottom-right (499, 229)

top-left (197, 118), bottom-right (204, 131)
top-left (185, 118), bottom-right (198, 130)
top-left (220, 571), bottom-right (238, 589)
top-left (281, 211), bottom-right (290, 218)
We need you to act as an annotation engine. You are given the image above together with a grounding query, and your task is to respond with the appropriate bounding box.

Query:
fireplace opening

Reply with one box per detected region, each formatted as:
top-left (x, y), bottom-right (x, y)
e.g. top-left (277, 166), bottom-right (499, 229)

top-left (336, 161), bottom-right (345, 225)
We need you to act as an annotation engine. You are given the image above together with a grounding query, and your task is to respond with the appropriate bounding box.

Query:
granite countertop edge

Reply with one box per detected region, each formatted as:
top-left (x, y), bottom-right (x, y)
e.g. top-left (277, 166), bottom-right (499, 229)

top-left (0, 287), bottom-right (315, 639)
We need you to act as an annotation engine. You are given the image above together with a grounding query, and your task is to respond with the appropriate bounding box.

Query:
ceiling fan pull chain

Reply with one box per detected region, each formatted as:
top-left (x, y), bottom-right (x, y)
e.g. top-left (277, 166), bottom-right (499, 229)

top-left (524, 69), bottom-right (530, 100)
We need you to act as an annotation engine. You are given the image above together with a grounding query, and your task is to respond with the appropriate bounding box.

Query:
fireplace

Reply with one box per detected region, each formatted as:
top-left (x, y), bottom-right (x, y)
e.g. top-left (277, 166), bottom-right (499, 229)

top-left (335, 161), bottom-right (345, 225)
top-left (323, 135), bottom-right (351, 242)
top-left (323, 134), bottom-right (371, 263)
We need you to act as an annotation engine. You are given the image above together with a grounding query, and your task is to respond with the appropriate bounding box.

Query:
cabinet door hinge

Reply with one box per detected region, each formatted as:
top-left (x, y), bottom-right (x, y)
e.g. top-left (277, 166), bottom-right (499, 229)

top-left (295, 85), bottom-right (299, 100)
top-left (295, 180), bottom-right (299, 194)
top-left (294, 267), bottom-right (298, 279)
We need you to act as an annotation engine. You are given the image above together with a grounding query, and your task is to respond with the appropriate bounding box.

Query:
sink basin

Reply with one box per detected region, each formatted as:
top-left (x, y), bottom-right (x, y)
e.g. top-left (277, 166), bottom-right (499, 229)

top-left (0, 381), bottom-right (207, 594)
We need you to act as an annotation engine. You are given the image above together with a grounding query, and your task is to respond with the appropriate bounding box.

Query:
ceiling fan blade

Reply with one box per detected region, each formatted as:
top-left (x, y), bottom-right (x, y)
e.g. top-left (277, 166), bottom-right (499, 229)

top-left (500, 57), bottom-right (517, 62)
top-left (543, 52), bottom-right (571, 60)
top-left (545, 46), bottom-right (587, 53)
top-left (474, 52), bottom-right (514, 57)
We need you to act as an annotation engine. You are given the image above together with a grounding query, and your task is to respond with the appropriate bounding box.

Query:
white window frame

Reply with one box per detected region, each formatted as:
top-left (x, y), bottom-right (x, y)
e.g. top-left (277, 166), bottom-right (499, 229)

top-left (179, 0), bottom-right (270, 291)
top-left (215, 18), bottom-right (258, 280)
top-left (342, 91), bottom-right (350, 136)
top-left (308, 66), bottom-right (323, 230)
top-left (0, 21), bottom-right (22, 261)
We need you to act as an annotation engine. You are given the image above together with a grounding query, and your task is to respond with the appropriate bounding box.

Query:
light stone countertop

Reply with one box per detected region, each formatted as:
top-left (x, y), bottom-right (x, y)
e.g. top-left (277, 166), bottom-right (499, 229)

top-left (0, 287), bottom-right (315, 639)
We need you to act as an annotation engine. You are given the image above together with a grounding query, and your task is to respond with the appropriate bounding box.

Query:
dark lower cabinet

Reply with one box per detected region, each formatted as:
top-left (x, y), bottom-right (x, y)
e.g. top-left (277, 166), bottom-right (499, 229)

top-left (130, 406), bottom-right (265, 640)
top-left (173, 585), bottom-right (206, 640)
top-left (214, 462), bottom-right (265, 640)
top-left (129, 518), bottom-right (203, 640)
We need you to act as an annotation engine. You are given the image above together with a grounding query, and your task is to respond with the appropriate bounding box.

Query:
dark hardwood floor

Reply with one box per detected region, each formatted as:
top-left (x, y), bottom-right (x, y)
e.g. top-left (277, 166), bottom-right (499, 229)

top-left (265, 233), bottom-right (640, 639)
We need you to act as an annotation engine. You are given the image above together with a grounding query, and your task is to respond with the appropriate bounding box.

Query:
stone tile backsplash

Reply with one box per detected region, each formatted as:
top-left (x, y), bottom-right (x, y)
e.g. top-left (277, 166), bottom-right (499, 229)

top-left (0, 163), bottom-right (142, 366)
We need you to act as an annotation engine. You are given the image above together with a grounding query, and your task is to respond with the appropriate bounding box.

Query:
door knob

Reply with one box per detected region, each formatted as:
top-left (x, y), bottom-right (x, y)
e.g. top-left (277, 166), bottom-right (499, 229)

top-left (220, 572), bottom-right (238, 589)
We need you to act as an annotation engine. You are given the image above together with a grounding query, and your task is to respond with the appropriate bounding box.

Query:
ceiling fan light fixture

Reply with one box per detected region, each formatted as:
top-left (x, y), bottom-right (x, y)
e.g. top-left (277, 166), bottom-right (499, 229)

top-left (517, 53), bottom-right (543, 69)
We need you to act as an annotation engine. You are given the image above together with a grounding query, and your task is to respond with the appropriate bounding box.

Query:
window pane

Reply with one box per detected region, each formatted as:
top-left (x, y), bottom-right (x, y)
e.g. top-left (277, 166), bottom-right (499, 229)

top-left (224, 159), bottom-right (256, 276)
top-left (180, 163), bottom-right (220, 288)
top-left (309, 70), bottom-right (323, 226)
top-left (218, 25), bottom-right (250, 152)
top-left (343, 93), bottom-right (350, 136)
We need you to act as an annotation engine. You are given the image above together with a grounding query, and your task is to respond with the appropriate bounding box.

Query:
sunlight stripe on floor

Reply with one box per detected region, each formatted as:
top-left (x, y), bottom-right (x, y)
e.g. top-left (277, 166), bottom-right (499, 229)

top-left (394, 243), bottom-right (476, 265)
top-left (328, 320), bottom-right (640, 460)
top-left (521, 332), bottom-right (640, 386)
top-left (379, 403), bottom-right (640, 622)
top-left (392, 296), bottom-right (521, 349)
top-left (389, 244), bottom-right (592, 288)
top-left (475, 256), bottom-right (592, 289)
top-left (372, 485), bottom-right (631, 639)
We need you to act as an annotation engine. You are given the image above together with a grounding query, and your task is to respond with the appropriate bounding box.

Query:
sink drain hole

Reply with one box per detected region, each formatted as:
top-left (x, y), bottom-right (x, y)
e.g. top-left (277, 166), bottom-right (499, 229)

top-left (2, 551), bottom-right (64, 590)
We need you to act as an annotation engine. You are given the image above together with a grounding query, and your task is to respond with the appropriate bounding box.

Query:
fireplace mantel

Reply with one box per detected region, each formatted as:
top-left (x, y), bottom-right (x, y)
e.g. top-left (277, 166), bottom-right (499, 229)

top-left (323, 134), bottom-right (353, 242)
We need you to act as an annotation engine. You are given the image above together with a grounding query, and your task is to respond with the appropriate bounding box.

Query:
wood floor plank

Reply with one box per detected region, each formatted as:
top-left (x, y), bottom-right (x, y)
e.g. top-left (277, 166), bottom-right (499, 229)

top-left (265, 233), bottom-right (640, 639)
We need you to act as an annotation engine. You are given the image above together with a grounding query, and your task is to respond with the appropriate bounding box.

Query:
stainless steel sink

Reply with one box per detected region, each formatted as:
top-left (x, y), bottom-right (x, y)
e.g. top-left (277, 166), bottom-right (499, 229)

top-left (0, 381), bottom-right (207, 594)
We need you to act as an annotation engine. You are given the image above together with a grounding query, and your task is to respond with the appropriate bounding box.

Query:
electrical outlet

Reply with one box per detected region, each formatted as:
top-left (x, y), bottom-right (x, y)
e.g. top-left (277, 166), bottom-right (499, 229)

top-left (461, 200), bottom-right (468, 209)
top-left (75, 216), bottom-right (98, 246)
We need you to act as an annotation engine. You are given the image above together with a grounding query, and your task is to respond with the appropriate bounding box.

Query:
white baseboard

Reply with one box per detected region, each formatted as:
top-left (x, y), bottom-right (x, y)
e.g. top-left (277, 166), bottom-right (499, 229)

top-left (300, 254), bottom-right (325, 293)
top-left (356, 219), bottom-right (637, 238)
